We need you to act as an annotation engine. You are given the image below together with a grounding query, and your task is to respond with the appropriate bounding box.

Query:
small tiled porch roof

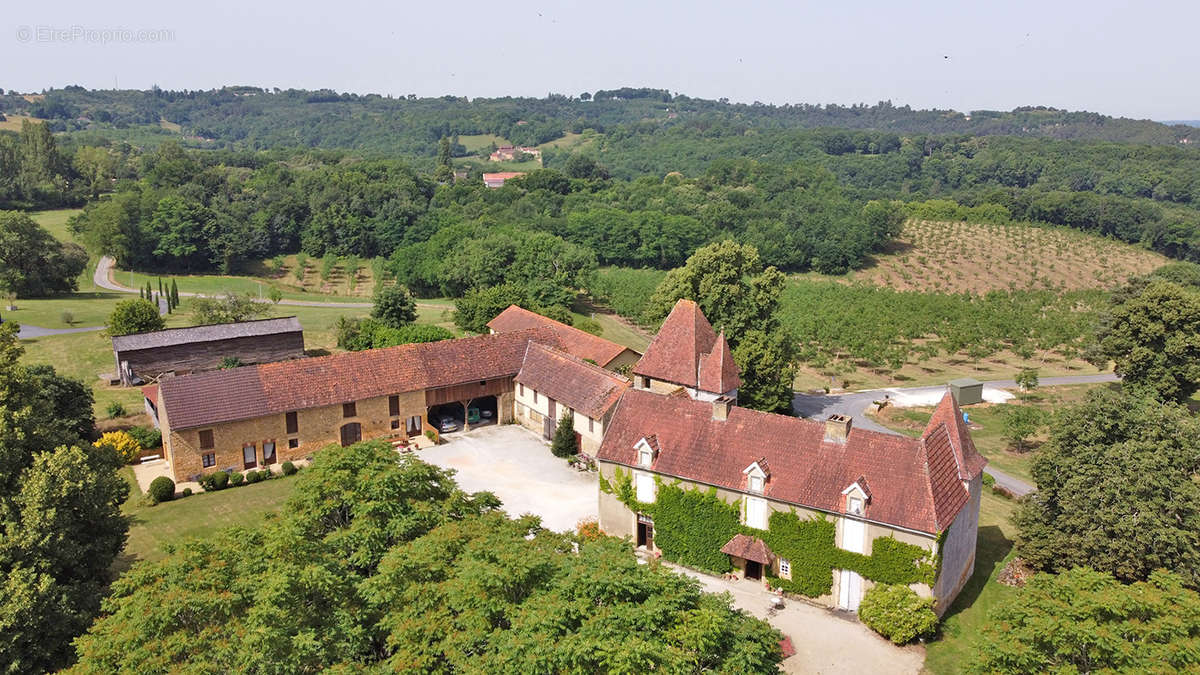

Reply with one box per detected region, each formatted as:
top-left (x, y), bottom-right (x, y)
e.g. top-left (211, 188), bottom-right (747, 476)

top-left (721, 534), bottom-right (774, 565)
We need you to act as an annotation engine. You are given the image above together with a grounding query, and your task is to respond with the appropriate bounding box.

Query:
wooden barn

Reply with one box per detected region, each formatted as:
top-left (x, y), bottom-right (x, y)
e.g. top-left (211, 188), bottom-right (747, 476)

top-left (112, 316), bottom-right (305, 385)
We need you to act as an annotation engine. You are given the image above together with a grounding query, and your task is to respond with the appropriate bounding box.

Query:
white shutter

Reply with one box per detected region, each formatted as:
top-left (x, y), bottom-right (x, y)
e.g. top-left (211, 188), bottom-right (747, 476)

top-left (635, 473), bottom-right (656, 503)
top-left (746, 497), bottom-right (768, 529)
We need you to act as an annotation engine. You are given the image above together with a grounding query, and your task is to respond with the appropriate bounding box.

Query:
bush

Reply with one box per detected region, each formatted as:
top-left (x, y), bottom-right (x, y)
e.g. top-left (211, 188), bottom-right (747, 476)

top-left (281, 461), bottom-right (297, 476)
top-left (201, 471), bottom-right (229, 491)
top-left (858, 584), bottom-right (938, 645)
top-left (93, 430), bottom-right (140, 464)
top-left (107, 298), bottom-right (165, 335)
top-left (550, 414), bottom-right (578, 458)
top-left (181, 488), bottom-right (192, 497)
top-left (245, 470), bottom-right (263, 484)
top-left (105, 401), bottom-right (128, 419)
top-left (230, 472), bottom-right (245, 487)
top-left (147, 476), bottom-right (175, 504)
top-left (981, 472), bottom-right (996, 488)
top-left (126, 425), bottom-right (161, 450)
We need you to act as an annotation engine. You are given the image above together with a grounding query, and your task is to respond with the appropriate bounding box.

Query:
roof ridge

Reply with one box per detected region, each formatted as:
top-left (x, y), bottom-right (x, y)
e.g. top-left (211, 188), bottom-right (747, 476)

top-left (527, 341), bottom-right (631, 383)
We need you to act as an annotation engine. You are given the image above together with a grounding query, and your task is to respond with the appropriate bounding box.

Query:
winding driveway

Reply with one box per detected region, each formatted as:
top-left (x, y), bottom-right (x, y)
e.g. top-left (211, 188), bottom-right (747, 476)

top-left (792, 374), bottom-right (1120, 496)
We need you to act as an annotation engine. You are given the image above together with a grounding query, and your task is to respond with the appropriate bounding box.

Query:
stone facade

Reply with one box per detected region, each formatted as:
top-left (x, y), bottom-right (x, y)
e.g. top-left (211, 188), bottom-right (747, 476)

top-left (931, 473), bottom-right (983, 614)
top-left (513, 381), bottom-right (608, 454)
top-left (596, 461), bottom-right (943, 610)
top-left (163, 389), bottom-right (426, 482)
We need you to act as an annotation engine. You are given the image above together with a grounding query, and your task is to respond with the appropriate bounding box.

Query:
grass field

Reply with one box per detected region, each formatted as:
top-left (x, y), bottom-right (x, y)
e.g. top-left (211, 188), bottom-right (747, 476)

top-left (0, 114), bottom-right (45, 132)
top-left (867, 382), bottom-right (1110, 483)
top-left (825, 219), bottom-right (1166, 294)
top-left (117, 467), bottom-right (298, 568)
top-left (923, 490), bottom-right (1019, 673)
top-left (457, 133), bottom-right (509, 153)
top-left (535, 131), bottom-right (596, 152)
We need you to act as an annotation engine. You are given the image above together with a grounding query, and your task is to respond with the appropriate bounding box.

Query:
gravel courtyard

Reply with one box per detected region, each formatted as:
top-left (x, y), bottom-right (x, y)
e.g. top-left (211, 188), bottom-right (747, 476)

top-left (415, 424), bottom-right (598, 532)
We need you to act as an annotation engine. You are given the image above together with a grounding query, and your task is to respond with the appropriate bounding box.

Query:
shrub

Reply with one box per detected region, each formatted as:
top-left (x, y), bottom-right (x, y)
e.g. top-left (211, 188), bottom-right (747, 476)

top-left (858, 584), bottom-right (938, 645)
top-left (107, 298), bottom-right (165, 335)
top-left (147, 476), bottom-right (175, 504)
top-left (201, 471), bottom-right (229, 491)
top-left (182, 488), bottom-right (192, 497)
top-left (245, 470), bottom-right (262, 484)
top-left (281, 461), bottom-right (297, 476)
top-left (126, 425), bottom-right (161, 450)
top-left (550, 414), bottom-right (577, 458)
top-left (105, 401), bottom-right (128, 419)
top-left (425, 429), bottom-right (437, 442)
top-left (230, 472), bottom-right (245, 487)
top-left (981, 472), bottom-right (996, 488)
top-left (93, 430), bottom-right (140, 464)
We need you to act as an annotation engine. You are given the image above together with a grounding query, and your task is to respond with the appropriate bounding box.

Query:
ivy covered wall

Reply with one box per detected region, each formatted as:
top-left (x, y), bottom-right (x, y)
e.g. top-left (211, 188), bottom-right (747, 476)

top-left (601, 466), bottom-right (936, 597)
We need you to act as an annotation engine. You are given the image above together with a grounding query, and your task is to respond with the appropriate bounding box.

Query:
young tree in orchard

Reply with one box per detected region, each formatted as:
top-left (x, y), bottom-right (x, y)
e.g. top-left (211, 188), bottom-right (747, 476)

top-left (970, 568), bottom-right (1200, 674)
top-left (1013, 387), bottom-right (1200, 586)
top-left (0, 324), bottom-right (129, 673)
top-left (1087, 279), bottom-right (1200, 402)
top-left (647, 241), bottom-right (797, 412)
top-left (371, 284), bottom-right (417, 329)
top-left (106, 298), bottom-right (165, 335)
top-left (0, 210), bottom-right (88, 297)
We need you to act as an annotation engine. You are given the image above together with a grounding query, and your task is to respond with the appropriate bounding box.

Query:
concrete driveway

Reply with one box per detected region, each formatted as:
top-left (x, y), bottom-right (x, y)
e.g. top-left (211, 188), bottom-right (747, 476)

top-left (415, 424), bottom-right (597, 532)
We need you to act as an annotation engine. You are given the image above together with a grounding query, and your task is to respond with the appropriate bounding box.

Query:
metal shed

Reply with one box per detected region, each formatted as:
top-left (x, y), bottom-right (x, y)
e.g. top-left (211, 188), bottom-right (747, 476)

top-left (948, 378), bottom-right (983, 406)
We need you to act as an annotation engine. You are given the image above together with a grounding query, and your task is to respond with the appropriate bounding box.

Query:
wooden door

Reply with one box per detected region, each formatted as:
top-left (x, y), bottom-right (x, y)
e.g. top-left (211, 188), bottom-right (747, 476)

top-left (262, 441), bottom-right (276, 465)
top-left (340, 422), bottom-right (362, 447)
top-left (544, 399), bottom-right (557, 439)
top-left (242, 443), bottom-right (257, 470)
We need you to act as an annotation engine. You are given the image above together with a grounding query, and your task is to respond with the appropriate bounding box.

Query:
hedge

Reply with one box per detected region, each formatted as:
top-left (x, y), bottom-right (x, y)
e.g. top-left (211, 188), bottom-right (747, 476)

top-left (858, 584), bottom-right (938, 644)
top-left (602, 467), bottom-right (934, 596)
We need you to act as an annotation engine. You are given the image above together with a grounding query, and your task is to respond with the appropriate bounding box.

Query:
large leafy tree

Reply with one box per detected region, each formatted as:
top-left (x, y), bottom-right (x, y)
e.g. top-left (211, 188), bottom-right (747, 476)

top-left (73, 442), bottom-right (783, 672)
top-left (971, 568), bottom-right (1200, 674)
top-left (106, 298), bottom-right (165, 335)
top-left (1014, 387), bottom-right (1200, 585)
top-left (647, 241), bottom-right (797, 412)
top-left (0, 324), bottom-right (128, 673)
top-left (371, 283), bottom-right (417, 328)
top-left (0, 210), bottom-right (88, 298)
top-left (1088, 278), bottom-right (1200, 402)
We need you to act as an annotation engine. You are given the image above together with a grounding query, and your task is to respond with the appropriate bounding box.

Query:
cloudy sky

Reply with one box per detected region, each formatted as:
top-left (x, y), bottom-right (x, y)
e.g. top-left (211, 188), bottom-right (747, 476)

top-left (4, 0), bottom-right (1196, 120)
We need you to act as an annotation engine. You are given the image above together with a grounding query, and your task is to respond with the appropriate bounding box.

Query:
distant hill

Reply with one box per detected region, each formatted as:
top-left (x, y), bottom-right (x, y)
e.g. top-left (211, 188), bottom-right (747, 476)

top-left (1161, 120), bottom-right (1200, 127)
top-left (0, 86), bottom-right (1195, 156)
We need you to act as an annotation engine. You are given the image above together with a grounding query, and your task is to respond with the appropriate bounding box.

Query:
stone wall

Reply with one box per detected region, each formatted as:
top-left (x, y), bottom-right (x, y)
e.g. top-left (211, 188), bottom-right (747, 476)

top-left (932, 474), bottom-right (983, 615)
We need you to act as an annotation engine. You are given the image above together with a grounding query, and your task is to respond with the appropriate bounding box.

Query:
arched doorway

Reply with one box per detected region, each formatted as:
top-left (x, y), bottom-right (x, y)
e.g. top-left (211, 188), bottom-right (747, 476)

top-left (340, 422), bottom-right (362, 447)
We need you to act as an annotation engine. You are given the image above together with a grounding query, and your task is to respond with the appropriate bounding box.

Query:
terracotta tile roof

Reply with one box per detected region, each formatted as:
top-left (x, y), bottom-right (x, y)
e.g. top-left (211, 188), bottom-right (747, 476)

top-left (923, 392), bottom-right (988, 480)
top-left (596, 389), bottom-right (979, 534)
top-left (112, 316), bottom-right (302, 352)
top-left (515, 342), bottom-right (630, 420)
top-left (487, 305), bottom-right (636, 367)
top-left (634, 299), bottom-right (740, 392)
top-left (721, 534), bottom-right (774, 564)
top-left (161, 328), bottom-right (559, 430)
top-left (141, 384), bottom-right (158, 402)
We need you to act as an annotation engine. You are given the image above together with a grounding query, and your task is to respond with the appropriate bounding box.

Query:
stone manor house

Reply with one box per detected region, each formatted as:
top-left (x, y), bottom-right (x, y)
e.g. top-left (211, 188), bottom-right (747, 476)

top-left (147, 299), bottom-right (984, 613)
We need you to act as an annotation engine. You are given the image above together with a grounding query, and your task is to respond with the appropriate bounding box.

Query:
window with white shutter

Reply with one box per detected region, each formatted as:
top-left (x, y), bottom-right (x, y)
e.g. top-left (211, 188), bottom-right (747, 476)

top-left (745, 496), bottom-right (768, 529)
top-left (635, 472), bottom-right (656, 503)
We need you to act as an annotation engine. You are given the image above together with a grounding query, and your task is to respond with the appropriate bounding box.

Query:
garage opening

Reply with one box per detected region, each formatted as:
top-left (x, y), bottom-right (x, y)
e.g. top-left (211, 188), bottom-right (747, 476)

top-left (428, 403), bottom-right (464, 434)
top-left (466, 395), bottom-right (497, 428)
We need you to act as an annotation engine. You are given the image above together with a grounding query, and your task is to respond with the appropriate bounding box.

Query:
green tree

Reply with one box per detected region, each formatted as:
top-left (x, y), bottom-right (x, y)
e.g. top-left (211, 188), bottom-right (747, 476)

top-left (371, 284), bottom-right (417, 328)
top-left (23, 364), bottom-right (94, 443)
top-left (106, 298), bottom-right (164, 335)
top-left (453, 282), bottom-right (532, 333)
top-left (970, 568), bottom-right (1200, 674)
top-left (169, 279), bottom-right (179, 309)
top-left (1014, 388), bottom-right (1200, 585)
top-left (550, 413), bottom-right (577, 458)
top-left (732, 329), bottom-right (798, 413)
top-left (267, 286), bottom-right (283, 304)
top-left (0, 210), bottom-right (87, 297)
top-left (1088, 279), bottom-right (1200, 402)
top-left (999, 404), bottom-right (1043, 452)
top-left (1015, 368), bottom-right (1039, 391)
top-left (0, 325), bottom-right (129, 673)
top-left (190, 292), bottom-right (268, 325)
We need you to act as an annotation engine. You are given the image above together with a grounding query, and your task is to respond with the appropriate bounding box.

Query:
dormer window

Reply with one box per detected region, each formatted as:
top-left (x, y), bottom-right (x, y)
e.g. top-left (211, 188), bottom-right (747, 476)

top-left (742, 459), bottom-right (770, 494)
top-left (635, 436), bottom-right (659, 468)
top-left (848, 497), bottom-right (864, 515)
top-left (841, 476), bottom-right (872, 515)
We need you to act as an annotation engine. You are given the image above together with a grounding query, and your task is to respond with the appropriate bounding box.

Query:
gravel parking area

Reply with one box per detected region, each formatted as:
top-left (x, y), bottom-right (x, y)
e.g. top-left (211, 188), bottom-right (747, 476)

top-left (415, 424), bottom-right (597, 532)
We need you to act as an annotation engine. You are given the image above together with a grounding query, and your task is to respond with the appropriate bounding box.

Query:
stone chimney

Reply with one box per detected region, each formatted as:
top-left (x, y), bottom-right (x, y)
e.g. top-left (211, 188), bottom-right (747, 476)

top-left (825, 414), bottom-right (852, 442)
top-left (712, 396), bottom-right (734, 421)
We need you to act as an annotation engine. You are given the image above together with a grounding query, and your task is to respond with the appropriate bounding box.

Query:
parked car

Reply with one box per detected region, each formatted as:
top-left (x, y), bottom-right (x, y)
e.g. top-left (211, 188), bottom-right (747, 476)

top-left (438, 415), bottom-right (460, 433)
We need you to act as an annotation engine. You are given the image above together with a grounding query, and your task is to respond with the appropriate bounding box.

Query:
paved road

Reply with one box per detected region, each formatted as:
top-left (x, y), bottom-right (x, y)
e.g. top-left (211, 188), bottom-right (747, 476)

top-left (16, 323), bottom-right (104, 339)
top-left (95, 256), bottom-right (446, 310)
top-left (792, 373), bottom-right (1120, 496)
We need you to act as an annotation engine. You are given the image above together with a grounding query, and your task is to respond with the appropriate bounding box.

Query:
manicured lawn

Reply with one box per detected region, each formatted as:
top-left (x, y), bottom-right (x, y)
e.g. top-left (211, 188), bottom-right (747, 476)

top-left (923, 490), bottom-right (1020, 673)
top-left (457, 133), bottom-right (509, 152)
top-left (6, 291), bottom-right (131, 329)
top-left (117, 467), bottom-right (299, 569)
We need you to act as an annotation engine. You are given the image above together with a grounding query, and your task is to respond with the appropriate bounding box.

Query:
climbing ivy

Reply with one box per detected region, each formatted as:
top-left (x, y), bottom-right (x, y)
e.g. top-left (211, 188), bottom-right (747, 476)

top-left (602, 467), bottom-right (935, 596)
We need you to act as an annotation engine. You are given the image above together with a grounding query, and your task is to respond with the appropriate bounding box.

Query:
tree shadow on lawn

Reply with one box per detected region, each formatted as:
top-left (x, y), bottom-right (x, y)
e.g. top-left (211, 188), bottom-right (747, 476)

top-left (937, 524), bottom-right (1013, 624)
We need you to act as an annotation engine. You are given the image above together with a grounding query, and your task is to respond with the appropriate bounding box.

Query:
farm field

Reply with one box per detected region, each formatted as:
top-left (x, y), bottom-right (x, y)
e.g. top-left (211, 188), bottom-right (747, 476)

top-left (0, 113), bottom-right (45, 132)
top-left (456, 133), bottom-right (508, 152)
top-left (824, 219), bottom-right (1167, 294)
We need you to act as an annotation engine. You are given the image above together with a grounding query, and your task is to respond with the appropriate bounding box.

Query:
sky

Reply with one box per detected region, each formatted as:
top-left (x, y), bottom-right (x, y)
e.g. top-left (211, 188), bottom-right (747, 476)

top-left (4, 0), bottom-right (1197, 120)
